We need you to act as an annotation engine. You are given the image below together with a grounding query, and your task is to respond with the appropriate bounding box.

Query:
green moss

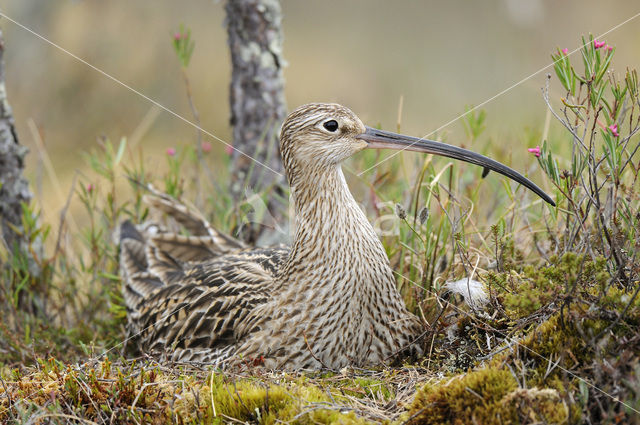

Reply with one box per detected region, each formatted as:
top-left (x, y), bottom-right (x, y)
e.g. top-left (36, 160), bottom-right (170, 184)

top-left (494, 284), bottom-right (639, 422)
top-left (0, 362), bottom-right (376, 424)
top-left (508, 303), bottom-right (638, 389)
top-left (406, 366), bottom-right (568, 424)
top-left (203, 374), bottom-right (349, 424)
top-left (497, 237), bottom-right (525, 272)
top-left (409, 258), bottom-right (640, 425)
top-left (599, 286), bottom-right (640, 318)
top-left (486, 253), bottom-right (610, 319)
top-left (352, 377), bottom-right (394, 399)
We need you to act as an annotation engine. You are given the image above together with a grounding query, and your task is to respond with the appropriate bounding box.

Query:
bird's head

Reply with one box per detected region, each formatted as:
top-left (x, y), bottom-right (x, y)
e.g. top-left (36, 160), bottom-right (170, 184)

top-left (280, 103), bottom-right (555, 206)
top-left (280, 103), bottom-right (368, 170)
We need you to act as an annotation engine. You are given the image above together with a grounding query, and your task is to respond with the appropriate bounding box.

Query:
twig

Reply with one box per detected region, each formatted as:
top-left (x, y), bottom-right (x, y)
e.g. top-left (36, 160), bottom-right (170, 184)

top-left (302, 331), bottom-right (335, 371)
top-left (541, 78), bottom-right (589, 153)
top-left (32, 413), bottom-right (99, 425)
top-left (180, 68), bottom-right (204, 209)
top-left (400, 406), bottom-right (429, 425)
top-left (209, 369), bottom-right (217, 418)
top-left (53, 173), bottom-right (78, 260)
top-left (595, 282), bottom-right (640, 340)
top-left (0, 375), bottom-right (12, 412)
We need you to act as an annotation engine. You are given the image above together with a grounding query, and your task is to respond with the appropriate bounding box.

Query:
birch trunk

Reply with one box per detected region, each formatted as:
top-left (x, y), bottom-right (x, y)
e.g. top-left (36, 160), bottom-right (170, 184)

top-left (0, 28), bottom-right (41, 276)
top-left (225, 0), bottom-right (288, 243)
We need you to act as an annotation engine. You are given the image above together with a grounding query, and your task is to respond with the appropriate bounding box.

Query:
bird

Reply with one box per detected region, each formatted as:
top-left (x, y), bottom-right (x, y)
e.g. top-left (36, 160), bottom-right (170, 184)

top-left (119, 103), bottom-right (555, 370)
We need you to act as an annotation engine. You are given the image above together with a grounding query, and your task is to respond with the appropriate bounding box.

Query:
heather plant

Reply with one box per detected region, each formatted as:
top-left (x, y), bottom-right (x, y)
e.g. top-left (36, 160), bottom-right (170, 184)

top-left (542, 34), bottom-right (639, 286)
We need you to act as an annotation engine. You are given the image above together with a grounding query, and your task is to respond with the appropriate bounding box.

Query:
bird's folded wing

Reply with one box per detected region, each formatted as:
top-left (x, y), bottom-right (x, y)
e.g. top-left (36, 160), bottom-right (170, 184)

top-left (128, 247), bottom-right (289, 357)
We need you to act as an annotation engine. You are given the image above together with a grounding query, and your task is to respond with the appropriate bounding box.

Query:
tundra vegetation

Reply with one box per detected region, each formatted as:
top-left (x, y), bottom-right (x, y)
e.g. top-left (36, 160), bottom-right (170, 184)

top-left (1, 35), bottom-right (639, 424)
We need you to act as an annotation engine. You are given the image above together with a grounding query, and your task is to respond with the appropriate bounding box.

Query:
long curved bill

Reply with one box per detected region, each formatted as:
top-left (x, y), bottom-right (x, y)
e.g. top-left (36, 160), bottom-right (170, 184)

top-left (357, 126), bottom-right (555, 206)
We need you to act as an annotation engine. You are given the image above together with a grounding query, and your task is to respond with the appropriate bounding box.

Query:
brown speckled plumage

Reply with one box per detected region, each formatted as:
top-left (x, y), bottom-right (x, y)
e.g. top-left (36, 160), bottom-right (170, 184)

top-left (120, 103), bottom-right (554, 369)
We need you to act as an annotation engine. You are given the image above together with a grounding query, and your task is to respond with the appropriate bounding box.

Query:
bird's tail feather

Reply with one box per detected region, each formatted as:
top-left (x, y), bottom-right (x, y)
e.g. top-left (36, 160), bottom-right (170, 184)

top-left (142, 184), bottom-right (245, 253)
top-left (118, 186), bottom-right (245, 311)
top-left (119, 221), bottom-right (164, 310)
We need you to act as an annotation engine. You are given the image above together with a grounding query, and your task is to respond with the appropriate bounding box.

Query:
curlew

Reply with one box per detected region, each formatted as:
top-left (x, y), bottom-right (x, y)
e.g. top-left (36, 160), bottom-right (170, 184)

top-left (119, 103), bottom-right (554, 370)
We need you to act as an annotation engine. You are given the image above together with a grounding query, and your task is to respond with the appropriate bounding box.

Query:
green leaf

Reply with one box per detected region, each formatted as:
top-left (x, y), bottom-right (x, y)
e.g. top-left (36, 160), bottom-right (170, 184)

top-left (595, 48), bottom-right (614, 85)
top-left (98, 271), bottom-right (121, 281)
top-left (115, 137), bottom-right (127, 165)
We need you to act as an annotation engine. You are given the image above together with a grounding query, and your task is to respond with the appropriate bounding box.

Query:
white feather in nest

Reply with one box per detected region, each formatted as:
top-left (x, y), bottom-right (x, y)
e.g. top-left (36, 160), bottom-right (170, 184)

top-left (445, 278), bottom-right (489, 310)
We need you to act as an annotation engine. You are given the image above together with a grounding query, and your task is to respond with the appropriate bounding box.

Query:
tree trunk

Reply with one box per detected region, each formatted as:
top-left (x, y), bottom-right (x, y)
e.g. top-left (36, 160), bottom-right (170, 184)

top-left (0, 29), bottom-right (41, 276)
top-left (225, 0), bottom-right (288, 243)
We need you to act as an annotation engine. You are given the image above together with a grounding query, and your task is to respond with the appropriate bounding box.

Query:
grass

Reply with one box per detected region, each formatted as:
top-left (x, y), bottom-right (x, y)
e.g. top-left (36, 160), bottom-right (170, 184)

top-left (1, 34), bottom-right (640, 423)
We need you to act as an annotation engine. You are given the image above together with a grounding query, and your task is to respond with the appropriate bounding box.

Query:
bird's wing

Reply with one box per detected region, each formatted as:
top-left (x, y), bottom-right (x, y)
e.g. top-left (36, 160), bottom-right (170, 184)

top-left (118, 188), bottom-right (288, 363)
top-left (141, 185), bottom-right (246, 253)
top-left (119, 186), bottom-right (249, 309)
top-left (128, 247), bottom-right (289, 360)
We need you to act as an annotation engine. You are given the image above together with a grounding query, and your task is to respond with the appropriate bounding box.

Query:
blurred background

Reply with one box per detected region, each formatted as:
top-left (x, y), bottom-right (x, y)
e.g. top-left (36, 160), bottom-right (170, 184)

top-left (1, 0), bottom-right (639, 225)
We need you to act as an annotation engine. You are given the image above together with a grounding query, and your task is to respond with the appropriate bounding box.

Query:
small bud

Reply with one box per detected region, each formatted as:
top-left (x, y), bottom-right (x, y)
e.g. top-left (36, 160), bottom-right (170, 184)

top-left (527, 146), bottom-right (541, 158)
top-left (608, 124), bottom-right (619, 137)
top-left (86, 183), bottom-right (94, 193)
top-left (225, 144), bottom-right (234, 155)
top-left (201, 141), bottom-right (212, 153)
top-left (395, 203), bottom-right (406, 220)
top-left (593, 39), bottom-right (606, 49)
top-left (418, 206), bottom-right (429, 225)
top-left (561, 48), bottom-right (568, 55)
top-left (166, 147), bottom-right (176, 156)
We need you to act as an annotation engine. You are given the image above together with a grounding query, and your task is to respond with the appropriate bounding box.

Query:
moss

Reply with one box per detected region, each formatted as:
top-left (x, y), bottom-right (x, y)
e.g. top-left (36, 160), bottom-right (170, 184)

top-left (410, 249), bottom-right (640, 424)
top-left (599, 286), bottom-right (640, 319)
top-left (406, 366), bottom-right (568, 424)
top-left (506, 300), bottom-right (638, 387)
top-left (410, 255), bottom-right (640, 424)
top-left (493, 285), bottom-right (640, 423)
top-left (486, 253), bottom-right (610, 319)
top-left (0, 362), bottom-right (376, 424)
top-left (500, 387), bottom-right (569, 424)
top-left (202, 374), bottom-right (339, 424)
top-left (352, 377), bottom-right (394, 399)
top-left (497, 237), bottom-right (525, 272)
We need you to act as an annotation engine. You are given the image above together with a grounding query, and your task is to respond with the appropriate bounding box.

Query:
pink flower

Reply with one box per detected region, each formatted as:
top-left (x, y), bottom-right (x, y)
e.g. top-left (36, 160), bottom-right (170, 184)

top-left (527, 146), bottom-right (541, 158)
top-left (608, 124), bottom-right (619, 137)
top-left (593, 39), bottom-right (606, 49)
top-left (166, 147), bottom-right (176, 156)
top-left (201, 141), bottom-right (212, 153)
top-left (173, 32), bottom-right (183, 41)
top-left (605, 44), bottom-right (613, 52)
top-left (561, 48), bottom-right (568, 55)
top-left (86, 183), bottom-right (94, 193)
top-left (225, 144), bottom-right (234, 155)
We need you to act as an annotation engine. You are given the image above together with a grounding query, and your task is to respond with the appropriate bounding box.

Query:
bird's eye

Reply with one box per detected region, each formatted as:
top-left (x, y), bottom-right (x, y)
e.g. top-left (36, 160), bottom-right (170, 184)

top-left (323, 120), bottom-right (339, 132)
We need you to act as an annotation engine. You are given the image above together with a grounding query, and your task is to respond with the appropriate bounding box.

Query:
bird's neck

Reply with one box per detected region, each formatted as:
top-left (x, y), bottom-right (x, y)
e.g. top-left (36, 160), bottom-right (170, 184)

top-left (283, 164), bottom-right (386, 284)
top-left (272, 165), bottom-right (419, 365)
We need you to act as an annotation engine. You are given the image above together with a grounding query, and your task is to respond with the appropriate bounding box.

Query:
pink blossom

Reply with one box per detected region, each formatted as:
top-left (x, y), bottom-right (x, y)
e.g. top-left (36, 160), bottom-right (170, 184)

top-left (605, 44), bottom-right (613, 52)
top-left (225, 145), bottom-right (234, 155)
top-left (166, 147), bottom-right (176, 156)
top-left (86, 183), bottom-right (94, 193)
top-left (527, 146), bottom-right (541, 158)
top-left (173, 32), bottom-right (183, 41)
top-left (561, 48), bottom-right (568, 55)
top-left (201, 141), bottom-right (212, 153)
top-left (608, 124), bottom-right (619, 137)
top-left (593, 40), bottom-right (606, 49)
